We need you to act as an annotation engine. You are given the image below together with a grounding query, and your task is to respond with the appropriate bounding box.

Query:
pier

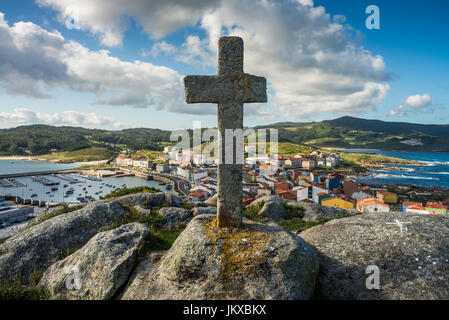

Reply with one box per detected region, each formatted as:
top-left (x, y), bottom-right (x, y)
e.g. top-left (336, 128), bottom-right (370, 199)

top-left (0, 169), bottom-right (80, 179)
top-left (53, 174), bottom-right (83, 184)
top-left (31, 176), bottom-right (59, 186)
top-left (0, 178), bottom-right (26, 188)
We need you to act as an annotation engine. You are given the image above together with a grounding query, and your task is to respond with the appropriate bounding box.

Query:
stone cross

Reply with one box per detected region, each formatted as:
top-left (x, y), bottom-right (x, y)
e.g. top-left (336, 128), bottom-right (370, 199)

top-left (184, 37), bottom-right (267, 228)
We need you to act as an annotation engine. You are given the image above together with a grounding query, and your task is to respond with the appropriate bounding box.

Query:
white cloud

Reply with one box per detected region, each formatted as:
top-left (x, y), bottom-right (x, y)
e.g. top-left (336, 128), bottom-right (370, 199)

top-left (0, 12), bottom-right (200, 113)
top-left (2, 0), bottom-right (393, 120)
top-left (389, 105), bottom-right (407, 117)
top-left (297, 0), bottom-right (314, 7)
top-left (36, 0), bottom-right (221, 46)
top-left (176, 35), bottom-right (215, 67)
top-left (143, 41), bottom-right (176, 58)
top-left (404, 94), bottom-right (432, 109)
top-left (178, 0), bottom-right (390, 118)
top-left (0, 13), bottom-right (71, 98)
top-left (0, 108), bottom-right (126, 129)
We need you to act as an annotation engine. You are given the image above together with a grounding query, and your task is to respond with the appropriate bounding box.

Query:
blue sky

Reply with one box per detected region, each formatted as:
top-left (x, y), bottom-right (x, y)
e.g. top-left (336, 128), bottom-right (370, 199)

top-left (0, 0), bottom-right (447, 130)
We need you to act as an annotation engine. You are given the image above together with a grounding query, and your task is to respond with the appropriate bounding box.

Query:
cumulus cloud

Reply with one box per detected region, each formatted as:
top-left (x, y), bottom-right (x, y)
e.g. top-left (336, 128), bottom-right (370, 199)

top-left (389, 105), bottom-right (407, 117)
top-left (403, 94), bottom-right (432, 109)
top-left (0, 108), bottom-right (126, 129)
top-left (0, 12), bottom-right (196, 113)
top-left (4, 0), bottom-right (393, 119)
top-left (36, 0), bottom-right (221, 46)
top-left (177, 0), bottom-right (391, 118)
top-left (143, 41), bottom-right (176, 58)
top-left (0, 13), bottom-right (71, 98)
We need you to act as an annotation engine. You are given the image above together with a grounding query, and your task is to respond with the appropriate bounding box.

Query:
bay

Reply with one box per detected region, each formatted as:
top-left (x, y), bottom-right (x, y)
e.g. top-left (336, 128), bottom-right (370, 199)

top-left (341, 149), bottom-right (449, 188)
top-left (0, 160), bottom-right (168, 203)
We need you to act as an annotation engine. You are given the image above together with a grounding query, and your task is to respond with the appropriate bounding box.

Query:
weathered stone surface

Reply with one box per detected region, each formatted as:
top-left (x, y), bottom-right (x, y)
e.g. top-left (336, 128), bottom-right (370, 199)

top-left (191, 207), bottom-right (217, 217)
top-left (109, 192), bottom-right (177, 208)
top-left (285, 201), bottom-right (357, 222)
top-left (121, 214), bottom-right (319, 300)
top-left (119, 251), bottom-right (166, 300)
top-left (134, 205), bottom-right (151, 216)
top-left (184, 74), bottom-right (267, 103)
top-left (300, 212), bottom-right (449, 299)
top-left (184, 36), bottom-right (267, 228)
top-left (0, 201), bottom-right (127, 284)
top-left (39, 223), bottom-right (149, 300)
top-left (247, 196), bottom-right (286, 221)
top-left (158, 207), bottom-right (191, 228)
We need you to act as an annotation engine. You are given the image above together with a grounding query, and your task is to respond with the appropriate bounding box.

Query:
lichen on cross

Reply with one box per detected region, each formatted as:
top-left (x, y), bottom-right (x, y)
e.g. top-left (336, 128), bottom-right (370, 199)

top-left (184, 37), bottom-right (267, 228)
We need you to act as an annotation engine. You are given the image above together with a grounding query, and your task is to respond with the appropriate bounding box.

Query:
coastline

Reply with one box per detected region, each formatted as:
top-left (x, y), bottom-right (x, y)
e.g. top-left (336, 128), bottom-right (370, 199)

top-left (0, 156), bottom-right (108, 167)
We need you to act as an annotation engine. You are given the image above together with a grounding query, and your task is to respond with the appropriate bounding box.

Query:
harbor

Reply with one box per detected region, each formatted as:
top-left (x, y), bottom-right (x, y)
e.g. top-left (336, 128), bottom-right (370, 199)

top-left (0, 168), bottom-right (169, 206)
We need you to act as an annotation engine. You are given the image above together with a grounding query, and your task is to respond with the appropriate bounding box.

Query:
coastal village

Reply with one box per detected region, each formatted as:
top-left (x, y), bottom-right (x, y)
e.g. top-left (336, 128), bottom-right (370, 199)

top-left (114, 146), bottom-right (449, 215)
top-left (2, 144), bottom-right (448, 231)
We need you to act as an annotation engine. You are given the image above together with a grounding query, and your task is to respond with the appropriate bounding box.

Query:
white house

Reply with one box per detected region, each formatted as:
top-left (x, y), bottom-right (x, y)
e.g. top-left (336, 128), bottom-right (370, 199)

top-left (296, 186), bottom-right (309, 201)
top-left (125, 158), bottom-right (133, 167)
top-left (177, 166), bottom-right (193, 181)
top-left (156, 164), bottom-right (170, 173)
top-left (133, 159), bottom-right (153, 169)
top-left (311, 184), bottom-right (329, 203)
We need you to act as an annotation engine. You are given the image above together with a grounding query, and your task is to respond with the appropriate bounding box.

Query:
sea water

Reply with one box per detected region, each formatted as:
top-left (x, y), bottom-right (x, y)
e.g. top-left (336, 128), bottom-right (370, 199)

top-left (342, 149), bottom-right (449, 188)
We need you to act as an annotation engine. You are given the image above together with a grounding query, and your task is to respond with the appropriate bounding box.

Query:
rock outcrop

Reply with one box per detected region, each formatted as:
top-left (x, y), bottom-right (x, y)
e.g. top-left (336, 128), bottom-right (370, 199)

top-left (109, 192), bottom-right (179, 208)
top-left (158, 207), bottom-right (191, 228)
top-left (246, 197), bottom-right (357, 222)
top-left (285, 201), bottom-right (357, 222)
top-left (191, 207), bottom-right (217, 217)
top-left (300, 212), bottom-right (449, 299)
top-left (0, 201), bottom-right (128, 284)
top-left (39, 223), bottom-right (149, 300)
top-left (247, 196), bottom-right (286, 221)
top-left (122, 214), bottom-right (319, 300)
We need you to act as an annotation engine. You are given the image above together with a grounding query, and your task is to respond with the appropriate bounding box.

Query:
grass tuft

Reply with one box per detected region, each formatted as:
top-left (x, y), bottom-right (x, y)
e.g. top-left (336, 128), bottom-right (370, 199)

top-left (0, 273), bottom-right (47, 300)
top-left (101, 186), bottom-right (161, 199)
top-left (243, 200), bottom-right (265, 223)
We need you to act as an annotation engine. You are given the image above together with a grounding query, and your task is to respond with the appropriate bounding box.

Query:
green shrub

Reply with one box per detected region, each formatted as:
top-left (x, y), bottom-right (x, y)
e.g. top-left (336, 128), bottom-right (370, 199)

top-left (243, 200), bottom-right (265, 222)
top-left (102, 186), bottom-right (161, 199)
top-left (101, 204), bottom-right (165, 232)
top-left (0, 236), bottom-right (11, 245)
top-left (281, 201), bottom-right (305, 219)
top-left (180, 202), bottom-right (195, 210)
top-left (0, 274), bottom-right (47, 300)
top-left (148, 223), bottom-right (186, 251)
top-left (58, 248), bottom-right (77, 261)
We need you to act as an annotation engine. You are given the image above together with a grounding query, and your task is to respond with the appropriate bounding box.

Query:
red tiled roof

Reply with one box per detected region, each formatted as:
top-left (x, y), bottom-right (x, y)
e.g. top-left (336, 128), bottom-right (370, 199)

top-left (407, 205), bottom-right (426, 211)
top-left (426, 202), bottom-right (448, 210)
top-left (403, 201), bottom-right (422, 207)
top-left (188, 190), bottom-right (207, 197)
top-left (377, 190), bottom-right (393, 196)
top-left (358, 198), bottom-right (389, 208)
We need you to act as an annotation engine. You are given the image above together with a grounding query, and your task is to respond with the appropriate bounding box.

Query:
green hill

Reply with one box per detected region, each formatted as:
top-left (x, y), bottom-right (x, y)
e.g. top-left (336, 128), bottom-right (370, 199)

top-left (256, 116), bottom-right (449, 152)
top-left (0, 125), bottom-right (171, 156)
top-left (1, 117), bottom-right (448, 157)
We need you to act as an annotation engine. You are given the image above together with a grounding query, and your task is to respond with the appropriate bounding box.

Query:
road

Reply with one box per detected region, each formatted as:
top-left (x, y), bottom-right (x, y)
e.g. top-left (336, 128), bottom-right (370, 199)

top-left (0, 207), bottom-right (47, 239)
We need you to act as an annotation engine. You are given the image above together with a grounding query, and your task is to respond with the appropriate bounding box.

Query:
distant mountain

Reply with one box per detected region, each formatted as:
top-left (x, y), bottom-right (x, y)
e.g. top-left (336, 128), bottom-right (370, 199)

top-left (257, 116), bottom-right (449, 152)
top-left (1, 116), bottom-right (448, 156)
